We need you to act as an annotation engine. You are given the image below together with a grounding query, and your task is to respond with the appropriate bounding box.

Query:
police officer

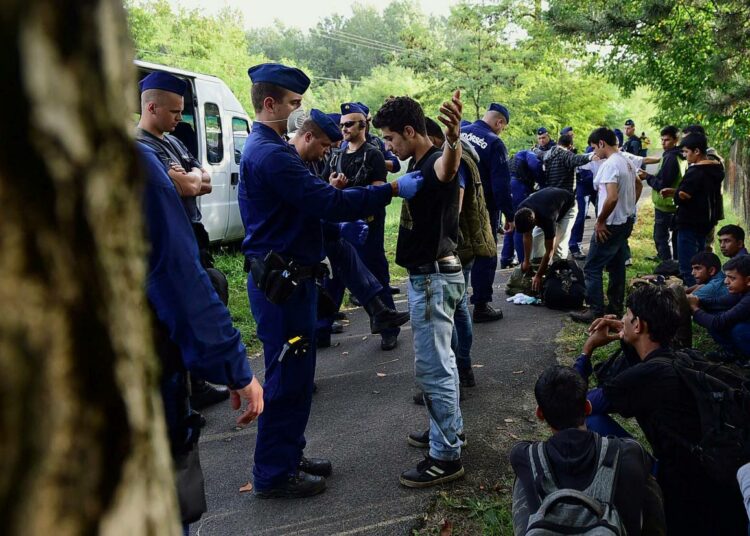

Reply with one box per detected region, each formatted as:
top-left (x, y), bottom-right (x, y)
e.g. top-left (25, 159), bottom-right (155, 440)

top-left (535, 127), bottom-right (556, 152)
top-left (139, 143), bottom-right (264, 533)
top-left (460, 103), bottom-right (514, 322)
top-left (622, 119), bottom-right (642, 156)
top-left (239, 63), bottom-right (422, 498)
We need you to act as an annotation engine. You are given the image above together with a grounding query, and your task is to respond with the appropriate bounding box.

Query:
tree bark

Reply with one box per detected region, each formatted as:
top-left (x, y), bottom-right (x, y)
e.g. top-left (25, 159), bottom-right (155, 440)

top-left (0, 1), bottom-right (180, 534)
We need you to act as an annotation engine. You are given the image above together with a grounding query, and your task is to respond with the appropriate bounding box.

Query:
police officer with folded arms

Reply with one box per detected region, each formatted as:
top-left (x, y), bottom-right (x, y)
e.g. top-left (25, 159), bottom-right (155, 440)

top-left (238, 63), bottom-right (422, 498)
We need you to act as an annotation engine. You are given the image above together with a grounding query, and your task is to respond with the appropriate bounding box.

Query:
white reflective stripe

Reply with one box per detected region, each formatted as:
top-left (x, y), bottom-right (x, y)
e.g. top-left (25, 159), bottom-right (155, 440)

top-left (425, 470), bottom-right (439, 477)
top-left (429, 466), bottom-right (445, 475)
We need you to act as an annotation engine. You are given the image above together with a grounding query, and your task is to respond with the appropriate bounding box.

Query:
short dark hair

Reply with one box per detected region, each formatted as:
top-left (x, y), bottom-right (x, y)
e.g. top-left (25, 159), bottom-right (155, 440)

top-left (372, 96), bottom-right (427, 135)
top-left (683, 124), bottom-right (706, 135)
top-left (296, 118), bottom-right (325, 139)
top-left (690, 251), bottom-right (722, 273)
top-left (424, 116), bottom-right (444, 141)
top-left (514, 207), bottom-right (535, 233)
top-left (558, 134), bottom-right (573, 147)
top-left (680, 132), bottom-right (708, 153)
top-left (724, 255), bottom-right (750, 277)
top-left (534, 365), bottom-right (588, 430)
top-left (626, 284), bottom-right (680, 346)
top-left (251, 82), bottom-right (288, 113)
top-left (660, 125), bottom-right (679, 138)
top-left (588, 127), bottom-right (617, 147)
top-left (718, 224), bottom-right (745, 242)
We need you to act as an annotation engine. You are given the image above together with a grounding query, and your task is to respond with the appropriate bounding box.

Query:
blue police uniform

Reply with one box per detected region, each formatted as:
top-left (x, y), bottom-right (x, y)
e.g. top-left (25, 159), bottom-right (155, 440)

top-left (460, 113), bottom-right (513, 305)
top-left (239, 97), bottom-right (396, 490)
top-left (501, 150), bottom-right (543, 265)
top-left (141, 143), bottom-right (252, 526)
top-left (569, 145), bottom-right (596, 255)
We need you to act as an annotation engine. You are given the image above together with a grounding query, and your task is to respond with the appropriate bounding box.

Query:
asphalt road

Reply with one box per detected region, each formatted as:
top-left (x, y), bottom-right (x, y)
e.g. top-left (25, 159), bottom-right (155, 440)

top-left (191, 257), bottom-right (574, 535)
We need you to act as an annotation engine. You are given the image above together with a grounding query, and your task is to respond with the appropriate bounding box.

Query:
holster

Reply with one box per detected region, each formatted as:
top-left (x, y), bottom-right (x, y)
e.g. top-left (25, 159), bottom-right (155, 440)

top-left (246, 251), bottom-right (297, 304)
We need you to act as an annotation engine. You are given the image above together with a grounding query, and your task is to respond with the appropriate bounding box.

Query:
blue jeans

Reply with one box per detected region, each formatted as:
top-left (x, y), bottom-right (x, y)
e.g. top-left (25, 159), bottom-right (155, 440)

top-left (471, 209), bottom-right (499, 304)
top-left (583, 218), bottom-right (634, 315)
top-left (451, 263), bottom-right (474, 371)
top-left (709, 321), bottom-right (750, 358)
top-left (653, 209), bottom-right (678, 261)
top-left (409, 270), bottom-right (466, 461)
top-left (677, 228), bottom-right (706, 286)
top-left (501, 179), bottom-right (531, 264)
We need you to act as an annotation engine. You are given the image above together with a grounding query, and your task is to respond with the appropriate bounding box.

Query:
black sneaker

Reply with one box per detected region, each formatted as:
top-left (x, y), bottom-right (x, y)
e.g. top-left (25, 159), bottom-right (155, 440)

top-left (254, 471), bottom-right (326, 499)
top-left (458, 367), bottom-right (476, 388)
top-left (399, 455), bottom-right (465, 488)
top-left (407, 430), bottom-right (467, 449)
top-left (299, 456), bottom-right (332, 477)
top-left (473, 303), bottom-right (503, 323)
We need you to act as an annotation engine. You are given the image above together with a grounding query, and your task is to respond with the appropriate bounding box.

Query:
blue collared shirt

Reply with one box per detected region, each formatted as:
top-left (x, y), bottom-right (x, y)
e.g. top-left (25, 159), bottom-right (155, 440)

top-left (693, 271), bottom-right (729, 301)
top-left (460, 120), bottom-right (513, 219)
top-left (238, 123), bottom-right (393, 265)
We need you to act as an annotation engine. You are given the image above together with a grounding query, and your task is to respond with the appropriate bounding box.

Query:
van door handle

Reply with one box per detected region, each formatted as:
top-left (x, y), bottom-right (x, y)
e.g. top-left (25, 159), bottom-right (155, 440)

top-left (231, 172), bottom-right (239, 185)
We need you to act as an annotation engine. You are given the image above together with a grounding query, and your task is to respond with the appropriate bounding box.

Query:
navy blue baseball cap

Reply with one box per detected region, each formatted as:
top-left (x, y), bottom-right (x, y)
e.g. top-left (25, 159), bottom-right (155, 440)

top-left (310, 109), bottom-right (343, 143)
top-left (488, 103), bottom-right (510, 123)
top-left (247, 63), bottom-right (310, 94)
top-left (624, 119), bottom-right (635, 126)
top-left (340, 102), bottom-right (368, 117)
top-left (561, 126), bottom-right (573, 135)
top-left (139, 71), bottom-right (186, 95)
top-left (537, 127), bottom-right (548, 135)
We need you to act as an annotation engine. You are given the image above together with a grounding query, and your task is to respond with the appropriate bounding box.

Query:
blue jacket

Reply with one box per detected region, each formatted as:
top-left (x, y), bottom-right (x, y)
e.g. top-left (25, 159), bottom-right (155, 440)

top-left (140, 144), bottom-right (252, 390)
top-left (511, 149), bottom-right (544, 187)
top-left (460, 120), bottom-right (513, 219)
top-left (693, 272), bottom-right (729, 302)
top-left (239, 123), bottom-right (393, 265)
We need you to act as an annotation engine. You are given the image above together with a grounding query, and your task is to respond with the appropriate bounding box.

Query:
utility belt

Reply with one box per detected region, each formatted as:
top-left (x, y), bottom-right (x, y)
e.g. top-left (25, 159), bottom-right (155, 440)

top-left (244, 251), bottom-right (328, 304)
top-left (407, 256), bottom-right (462, 276)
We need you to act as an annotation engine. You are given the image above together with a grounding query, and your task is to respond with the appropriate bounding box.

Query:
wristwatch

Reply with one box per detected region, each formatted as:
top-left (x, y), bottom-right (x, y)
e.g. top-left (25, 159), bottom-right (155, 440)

top-left (445, 137), bottom-right (459, 151)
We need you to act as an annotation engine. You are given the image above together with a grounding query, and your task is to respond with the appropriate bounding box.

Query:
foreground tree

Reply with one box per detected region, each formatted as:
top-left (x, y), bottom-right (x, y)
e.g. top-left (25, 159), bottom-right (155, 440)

top-left (0, 0), bottom-right (180, 534)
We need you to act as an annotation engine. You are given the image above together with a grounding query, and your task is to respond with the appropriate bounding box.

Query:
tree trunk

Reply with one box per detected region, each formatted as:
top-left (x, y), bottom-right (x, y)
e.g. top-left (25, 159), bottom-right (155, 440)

top-left (0, 1), bottom-right (180, 534)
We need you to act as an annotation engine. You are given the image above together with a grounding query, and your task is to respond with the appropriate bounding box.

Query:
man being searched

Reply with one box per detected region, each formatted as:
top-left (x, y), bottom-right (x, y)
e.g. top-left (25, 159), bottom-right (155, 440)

top-left (573, 284), bottom-right (747, 535)
top-left (325, 102), bottom-right (401, 350)
top-left (571, 128), bottom-right (642, 324)
top-left (239, 63), bottom-right (423, 498)
top-left (136, 71), bottom-right (230, 410)
top-left (514, 187), bottom-right (576, 293)
top-left (139, 143), bottom-right (264, 532)
top-left (461, 103), bottom-right (514, 323)
top-left (510, 365), bottom-right (664, 536)
top-left (373, 91), bottom-right (468, 487)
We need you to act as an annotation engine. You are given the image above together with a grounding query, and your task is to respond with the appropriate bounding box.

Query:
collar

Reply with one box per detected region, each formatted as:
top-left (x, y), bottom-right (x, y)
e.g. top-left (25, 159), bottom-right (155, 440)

top-left (253, 121), bottom-right (287, 143)
top-left (642, 345), bottom-right (672, 362)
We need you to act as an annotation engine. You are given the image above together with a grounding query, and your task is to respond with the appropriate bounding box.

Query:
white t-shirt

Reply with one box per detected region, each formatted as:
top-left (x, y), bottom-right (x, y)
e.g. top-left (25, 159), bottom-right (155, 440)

top-left (593, 152), bottom-right (638, 225)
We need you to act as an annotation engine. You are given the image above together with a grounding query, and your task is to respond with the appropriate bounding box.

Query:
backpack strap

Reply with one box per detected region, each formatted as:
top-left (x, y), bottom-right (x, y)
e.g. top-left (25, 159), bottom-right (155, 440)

top-left (584, 436), bottom-right (621, 504)
top-left (528, 442), bottom-right (558, 499)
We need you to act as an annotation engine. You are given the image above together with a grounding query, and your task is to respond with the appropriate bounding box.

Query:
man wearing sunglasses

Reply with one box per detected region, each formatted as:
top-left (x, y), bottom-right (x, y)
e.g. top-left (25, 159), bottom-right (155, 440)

top-left (325, 102), bottom-right (401, 351)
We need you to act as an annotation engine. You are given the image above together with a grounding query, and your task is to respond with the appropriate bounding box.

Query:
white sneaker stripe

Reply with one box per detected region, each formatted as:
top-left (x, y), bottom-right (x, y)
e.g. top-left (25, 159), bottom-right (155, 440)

top-left (430, 466), bottom-right (445, 475)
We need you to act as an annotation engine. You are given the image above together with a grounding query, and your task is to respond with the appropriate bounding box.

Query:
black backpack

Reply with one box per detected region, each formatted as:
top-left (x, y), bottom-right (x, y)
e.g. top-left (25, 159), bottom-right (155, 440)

top-left (654, 350), bottom-right (750, 483)
top-left (542, 260), bottom-right (585, 310)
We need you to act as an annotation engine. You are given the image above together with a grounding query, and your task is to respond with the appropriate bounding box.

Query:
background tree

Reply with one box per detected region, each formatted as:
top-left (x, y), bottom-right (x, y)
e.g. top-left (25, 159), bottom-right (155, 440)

top-left (0, 0), bottom-right (180, 533)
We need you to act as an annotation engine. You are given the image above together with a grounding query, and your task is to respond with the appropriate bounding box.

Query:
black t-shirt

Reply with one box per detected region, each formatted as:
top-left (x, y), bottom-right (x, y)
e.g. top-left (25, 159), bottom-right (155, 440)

top-left (518, 187), bottom-right (575, 239)
top-left (136, 128), bottom-right (203, 222)
top-left (510, 429), bottom-right (655, 536)
top-left (335, 143), bottom-right (387, 188)
top-left (674, 162), bottom-right (724, 234)
top-left (396, 147), bottom-right (460, 268)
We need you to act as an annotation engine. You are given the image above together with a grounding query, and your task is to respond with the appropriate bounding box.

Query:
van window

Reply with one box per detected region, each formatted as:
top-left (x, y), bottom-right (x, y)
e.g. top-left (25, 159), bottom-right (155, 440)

top-left (204, 103), bottom-right (223, 164)
top-left (232, 117), bottom-right (250, 164)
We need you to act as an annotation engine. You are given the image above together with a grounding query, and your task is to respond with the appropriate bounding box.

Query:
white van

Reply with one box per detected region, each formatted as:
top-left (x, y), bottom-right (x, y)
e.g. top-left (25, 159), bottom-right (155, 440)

top-left (135, 60), bottom-right (251, 243)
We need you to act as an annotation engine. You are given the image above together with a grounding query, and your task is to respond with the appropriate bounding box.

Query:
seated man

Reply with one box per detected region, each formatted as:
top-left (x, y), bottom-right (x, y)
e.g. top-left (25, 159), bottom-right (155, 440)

top-left (573, 284), bottom-right (747, 535)
top-left (687, 251), bottom-right (728, 302)
top-left (719, 224), bottom-right (748, 259)
top-left (510, 365), bottom-right (664, 536)
top-left (514, 186), bottom-right (576, 292)
top-left (688, 255), bottom-right (750, 361)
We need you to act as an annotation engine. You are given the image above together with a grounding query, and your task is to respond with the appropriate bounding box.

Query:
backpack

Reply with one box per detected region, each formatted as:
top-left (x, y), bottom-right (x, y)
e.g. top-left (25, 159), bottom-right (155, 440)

top-left (525, 436), bottom-right (626, 535)
top-left (506, 265), bottom-right (539, 297)
top-left (654, 350), bottom-right (750, 483)
top-left (542, 260), bottom-right (585, 310)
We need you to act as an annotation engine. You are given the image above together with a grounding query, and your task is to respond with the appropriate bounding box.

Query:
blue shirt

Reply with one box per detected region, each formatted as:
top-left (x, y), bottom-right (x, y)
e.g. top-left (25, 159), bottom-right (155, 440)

top-left (460, 120), bottom-right (513, 219)
top-left (693, 271), bottom-right (729, 301)
top-left (239, 123), bottom-right (393, 265)
top-left (140, 144), bottom-right (252, 390)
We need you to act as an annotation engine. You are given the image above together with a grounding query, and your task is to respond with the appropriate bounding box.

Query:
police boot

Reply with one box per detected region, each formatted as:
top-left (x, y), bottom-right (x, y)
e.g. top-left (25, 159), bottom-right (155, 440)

top-left (190, 378), bottom-right (230, 410)
top-left (364, 295), bottom-right (410, 334)
top-left (254, 471), bottom-right (326, 499)
top-left (472, 303), bottom-right (503, 323)
top-left (299, 456), bottom-right (332, 477)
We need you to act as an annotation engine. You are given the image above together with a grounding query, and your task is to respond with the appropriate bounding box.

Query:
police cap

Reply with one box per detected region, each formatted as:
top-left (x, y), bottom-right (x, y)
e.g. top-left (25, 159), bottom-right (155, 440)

top-left (310, 109), bottom-right (343, 143)
top-left (537, 127), bottom-right (548, 135)
top-left (561, 126), bottom-right (573, 135)
top-left (139, 71), bottom-right (187, 95)
top-left (624, 119), bottom-right (635, 126)
top-left (340, 102), bottom-right (368, 117)
top-left (247, 63), bottom-right (310, 94)
top-left (488, 103), bottom-right (510, 124)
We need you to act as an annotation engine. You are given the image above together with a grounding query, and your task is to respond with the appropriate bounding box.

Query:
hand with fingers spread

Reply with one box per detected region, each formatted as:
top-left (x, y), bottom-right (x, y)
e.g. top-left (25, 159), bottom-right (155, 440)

top-left (231, 376), bottom-right (264, 426)
top-left (438, 89), bottom-right (463, 144)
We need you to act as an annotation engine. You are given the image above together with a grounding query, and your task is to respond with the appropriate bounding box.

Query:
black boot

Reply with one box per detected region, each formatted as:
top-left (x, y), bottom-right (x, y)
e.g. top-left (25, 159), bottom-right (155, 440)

top-left (364, 295), bottom-right (410, 334)
top-left (190, 378), bottom-right (230, 410)
top-left (473, 303), bottom-right (503, 323)
top-left (254, 471), bottom-right (326, 499)
top-left (458, 367), bottom-right (476, 388)
top-left (299, 456), bottom-right (332, 477)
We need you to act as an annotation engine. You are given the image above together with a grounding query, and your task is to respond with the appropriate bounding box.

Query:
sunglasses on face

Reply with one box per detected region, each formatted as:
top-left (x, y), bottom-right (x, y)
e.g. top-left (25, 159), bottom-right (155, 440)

top-left (340, 120), bottom-right (365, 130)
